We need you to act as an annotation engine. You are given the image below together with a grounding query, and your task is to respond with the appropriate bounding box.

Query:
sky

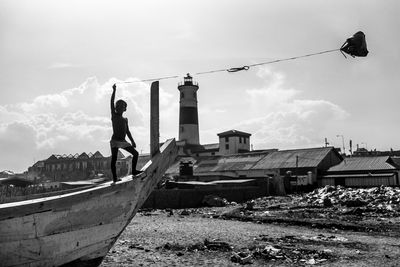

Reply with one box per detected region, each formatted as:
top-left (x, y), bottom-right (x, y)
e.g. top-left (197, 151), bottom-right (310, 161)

top-left (1, 0), bottom-right (399, 172)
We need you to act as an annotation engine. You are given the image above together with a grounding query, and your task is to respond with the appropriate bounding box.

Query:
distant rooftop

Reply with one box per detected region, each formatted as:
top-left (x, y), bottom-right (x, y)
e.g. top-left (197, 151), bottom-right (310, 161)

top-left (217, 129), bottom-right (251, 137)
top-left (327, 156), bottom-right (397, 172)
top-left (252, 147), bottom-right (340, 169)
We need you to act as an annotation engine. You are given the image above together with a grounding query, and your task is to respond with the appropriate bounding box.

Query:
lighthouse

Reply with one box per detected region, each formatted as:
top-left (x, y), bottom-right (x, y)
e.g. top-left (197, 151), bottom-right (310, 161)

top-left (178, 74), bottom-right (200, 145)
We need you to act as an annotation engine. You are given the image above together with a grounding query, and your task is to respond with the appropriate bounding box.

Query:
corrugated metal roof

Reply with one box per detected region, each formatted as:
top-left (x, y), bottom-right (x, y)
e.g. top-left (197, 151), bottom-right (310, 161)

top-left (195, 152), bottom-right (268, 172)
top-left (391, 157), bottom-right (400, 168)
top-left (327, 156), bottom-right (396, 172)
top-left (166, 147), bottom-right (339, 175)
top-left (252, 147), bottom-right (335, 169)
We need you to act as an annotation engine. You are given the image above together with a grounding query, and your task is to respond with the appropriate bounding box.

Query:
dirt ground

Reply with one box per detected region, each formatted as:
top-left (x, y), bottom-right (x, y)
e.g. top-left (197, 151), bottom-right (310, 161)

top-left (101, 204), bottom-right (400, 266)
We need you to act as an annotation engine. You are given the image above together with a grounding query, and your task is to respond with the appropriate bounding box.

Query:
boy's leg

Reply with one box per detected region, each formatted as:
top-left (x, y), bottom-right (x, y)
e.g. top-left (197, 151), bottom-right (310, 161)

top-left (111, 147), bottom-right (119, 182)
top-left (122, 146), bottom-right (140, 175)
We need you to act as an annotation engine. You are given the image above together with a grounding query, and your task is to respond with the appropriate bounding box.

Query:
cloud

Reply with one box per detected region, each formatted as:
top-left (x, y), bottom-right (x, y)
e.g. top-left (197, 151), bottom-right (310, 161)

top-left (236, 66), bottom-right (348, 149)
top-left (174, 23), bottom-right (198, 41)
top-left (48, 62), bottom-right (79, 69)
top-left (0, 122), bottom-right (38, 172)
top-left (0, 77), bottom-right (175, 172)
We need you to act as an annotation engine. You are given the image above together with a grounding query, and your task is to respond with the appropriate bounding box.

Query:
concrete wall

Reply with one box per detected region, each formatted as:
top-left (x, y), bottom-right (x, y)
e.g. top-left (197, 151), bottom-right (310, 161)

top-left (218, 136), bottom-right (250, 155)
top-left (142, 180), bottom-right (270, 209)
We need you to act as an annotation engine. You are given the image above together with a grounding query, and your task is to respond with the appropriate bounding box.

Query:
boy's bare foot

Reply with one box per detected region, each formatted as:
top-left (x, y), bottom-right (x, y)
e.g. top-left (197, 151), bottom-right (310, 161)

top-left (112, 178), bottom-right (122, 184)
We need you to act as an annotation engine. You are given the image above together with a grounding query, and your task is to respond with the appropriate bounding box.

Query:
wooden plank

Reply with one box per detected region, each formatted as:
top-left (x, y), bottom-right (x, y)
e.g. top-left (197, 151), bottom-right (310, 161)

top-left (150, 81), bottom-right (160, 157)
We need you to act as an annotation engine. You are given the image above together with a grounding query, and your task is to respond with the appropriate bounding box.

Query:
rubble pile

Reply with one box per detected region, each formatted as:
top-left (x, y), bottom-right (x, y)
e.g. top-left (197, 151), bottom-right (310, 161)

top-left (303, 186), bottom-right (400, 212)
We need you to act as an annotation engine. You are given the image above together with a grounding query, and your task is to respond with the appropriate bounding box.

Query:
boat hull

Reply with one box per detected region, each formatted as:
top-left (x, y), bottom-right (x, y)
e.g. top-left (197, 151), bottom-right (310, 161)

top-left (0, 139), bottom-right (177, 267)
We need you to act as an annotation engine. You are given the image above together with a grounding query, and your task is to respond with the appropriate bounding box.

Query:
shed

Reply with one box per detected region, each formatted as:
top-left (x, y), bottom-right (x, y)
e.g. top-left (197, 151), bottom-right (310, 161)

top-left (322, 156), bottom-right (400, 187)
top-left (251, 147), bottom-right (343, 184)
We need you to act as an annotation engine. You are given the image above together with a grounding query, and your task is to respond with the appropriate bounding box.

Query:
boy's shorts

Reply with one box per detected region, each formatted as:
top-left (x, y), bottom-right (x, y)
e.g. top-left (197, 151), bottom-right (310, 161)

top-left (110, 140), bottom-right (131, 149)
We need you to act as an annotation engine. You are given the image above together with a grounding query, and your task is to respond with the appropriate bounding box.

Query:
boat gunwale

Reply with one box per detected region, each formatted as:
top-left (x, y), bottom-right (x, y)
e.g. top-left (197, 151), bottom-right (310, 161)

top-left (0, 139), bottom-right (174, 216)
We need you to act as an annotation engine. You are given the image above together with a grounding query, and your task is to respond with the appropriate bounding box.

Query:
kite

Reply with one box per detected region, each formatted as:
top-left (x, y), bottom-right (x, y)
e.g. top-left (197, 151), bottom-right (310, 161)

top-left (340, 31), bottom-right (369, 58)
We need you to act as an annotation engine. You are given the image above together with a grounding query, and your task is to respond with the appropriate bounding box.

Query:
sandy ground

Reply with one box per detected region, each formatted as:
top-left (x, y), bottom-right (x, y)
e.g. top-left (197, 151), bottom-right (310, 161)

top-left (101, 207), bottom-right (400, 267)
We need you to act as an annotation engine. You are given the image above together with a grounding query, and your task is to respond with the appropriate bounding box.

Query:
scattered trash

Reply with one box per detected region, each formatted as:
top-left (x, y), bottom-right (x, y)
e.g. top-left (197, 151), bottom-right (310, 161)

top-left (231, 251), bottom-right (253, 265)
top-left (180, 209), bottom-right (190, 216)
top-left (157, 239), bottom-right (232, 253)
top-left (202, 195), bottom-right (229, 207)
top-left (128, 243), bottom-right (145, 250)
top-left (166, 208), bottom-right (174, 216)
top-left (304, 186), bottom-right (400, 213)
top-left (245, 200), bottom-right (255, 210)
top-left (204, 239), bottom-right (233, 251)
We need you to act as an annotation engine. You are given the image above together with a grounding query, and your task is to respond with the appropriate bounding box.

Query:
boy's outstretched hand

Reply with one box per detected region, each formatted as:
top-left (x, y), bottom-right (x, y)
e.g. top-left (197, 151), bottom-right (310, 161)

top-left (112, 84), bottom-right (116, 90)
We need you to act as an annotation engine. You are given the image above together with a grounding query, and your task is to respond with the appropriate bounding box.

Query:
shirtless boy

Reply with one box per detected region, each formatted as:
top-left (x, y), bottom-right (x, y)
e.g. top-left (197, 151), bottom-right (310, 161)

top-left (110, 84), bottom-right (142, 182)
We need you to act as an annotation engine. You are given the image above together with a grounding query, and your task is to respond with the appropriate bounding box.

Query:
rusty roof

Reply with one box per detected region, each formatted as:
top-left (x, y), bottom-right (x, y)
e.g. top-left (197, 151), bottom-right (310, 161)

top-left (327, 156), bottom-right (397, 172)
top-left (165, 147), bottom-right (341, 175)
top-left (252, 147), bottom-right (338, 169)
top-left (194, 152), bottom-right (270, 173)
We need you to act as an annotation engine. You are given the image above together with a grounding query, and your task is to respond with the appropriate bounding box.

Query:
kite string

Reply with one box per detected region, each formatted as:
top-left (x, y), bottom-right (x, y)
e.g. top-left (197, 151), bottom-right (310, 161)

top-left (118, 48), bottom-right (340, 84)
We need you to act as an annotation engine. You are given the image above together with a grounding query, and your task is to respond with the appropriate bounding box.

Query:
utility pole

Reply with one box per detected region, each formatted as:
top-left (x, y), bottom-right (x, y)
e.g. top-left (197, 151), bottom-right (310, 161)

top-left (336, 135), bottom-right (345, 155)
top-left (349, 140), bottom-right (353, 156)
top-left (324, 138), bottom-right (329, 147)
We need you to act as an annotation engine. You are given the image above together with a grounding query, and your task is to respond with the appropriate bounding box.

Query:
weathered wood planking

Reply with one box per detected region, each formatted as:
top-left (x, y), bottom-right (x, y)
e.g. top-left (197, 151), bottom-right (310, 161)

top-left (0, 138), bottom-right (177, 267)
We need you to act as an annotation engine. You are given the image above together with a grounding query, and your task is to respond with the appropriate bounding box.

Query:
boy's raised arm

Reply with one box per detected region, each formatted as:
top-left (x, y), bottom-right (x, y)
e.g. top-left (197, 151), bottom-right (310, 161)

top-left (111, 84), bottom-right (116, 115)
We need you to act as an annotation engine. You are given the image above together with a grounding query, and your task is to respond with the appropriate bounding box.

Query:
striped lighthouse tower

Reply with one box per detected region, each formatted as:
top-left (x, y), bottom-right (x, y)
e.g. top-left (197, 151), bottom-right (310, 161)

top-left (178, 74), bottom-right (200, 145)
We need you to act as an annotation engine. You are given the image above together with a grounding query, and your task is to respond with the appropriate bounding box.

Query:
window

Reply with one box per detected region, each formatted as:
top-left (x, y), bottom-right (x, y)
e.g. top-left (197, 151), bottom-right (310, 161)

top-left (211, 152), bottom-right (215, 155)
top-left (244, 138), bottom-right (247, 144)
top-left (225, 144), bottom-right (229, 150)
top-left (239, 137), bottom-right (242, 143)
top-left (225, 136), bottom-right (229, 143)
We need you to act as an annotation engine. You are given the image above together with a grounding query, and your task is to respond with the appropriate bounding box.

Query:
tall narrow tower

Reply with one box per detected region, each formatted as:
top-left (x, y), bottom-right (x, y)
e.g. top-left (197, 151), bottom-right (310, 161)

top-left (178, 74), bottom-right (200, 145)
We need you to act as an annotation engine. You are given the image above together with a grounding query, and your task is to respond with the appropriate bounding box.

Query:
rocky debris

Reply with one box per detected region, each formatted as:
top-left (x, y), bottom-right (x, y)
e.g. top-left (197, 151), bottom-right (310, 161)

top-left (202, 195), bottom-right (229, 207)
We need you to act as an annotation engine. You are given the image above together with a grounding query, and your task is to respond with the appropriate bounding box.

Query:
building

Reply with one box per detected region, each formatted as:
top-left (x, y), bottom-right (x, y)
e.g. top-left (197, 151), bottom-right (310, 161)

top-left (167, 146), bottom-right (343, 189)
top-left (167, 75), bottom-right (345, 191)
top-left (251, 147), bottom-right (343, 186)
top-left (321, 156), bottom-right (400, 187)
top-left (27, 151), bottom-right (132, 182)
top-left (217, 130), bottom-right (251, 155)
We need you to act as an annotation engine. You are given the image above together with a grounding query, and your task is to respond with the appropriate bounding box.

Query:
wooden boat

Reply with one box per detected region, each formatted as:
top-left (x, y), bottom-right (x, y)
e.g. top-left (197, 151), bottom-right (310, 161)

top-left (0, 81), bottom-right (177, 266)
